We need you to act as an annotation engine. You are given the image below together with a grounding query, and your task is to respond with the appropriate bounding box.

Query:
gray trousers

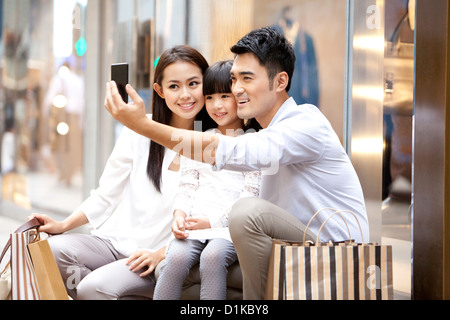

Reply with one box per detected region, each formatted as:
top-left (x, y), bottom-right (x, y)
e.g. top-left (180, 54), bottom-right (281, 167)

top-left (228, 198), bottom-right (316, 300)
top-left (153, 238), bottom-right (237, 300)
top-left (48, 234), bottom-right (155, 300)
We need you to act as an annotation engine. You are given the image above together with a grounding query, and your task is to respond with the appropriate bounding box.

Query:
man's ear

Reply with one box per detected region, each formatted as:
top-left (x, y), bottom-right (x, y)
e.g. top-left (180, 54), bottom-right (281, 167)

top-left (153, 83), bottom-right (165, 99)
top-left (275, 71), bottom-right (289, 92)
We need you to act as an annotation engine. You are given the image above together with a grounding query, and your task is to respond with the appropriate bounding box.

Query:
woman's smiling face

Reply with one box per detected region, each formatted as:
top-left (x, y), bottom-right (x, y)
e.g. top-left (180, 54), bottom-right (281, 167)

top-left (154, 61), bottom-right (205, 123)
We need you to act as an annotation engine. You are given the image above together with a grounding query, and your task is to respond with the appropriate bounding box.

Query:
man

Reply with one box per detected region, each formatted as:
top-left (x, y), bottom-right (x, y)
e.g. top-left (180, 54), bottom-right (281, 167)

top-left (105, 27), bottom-right (369, 300)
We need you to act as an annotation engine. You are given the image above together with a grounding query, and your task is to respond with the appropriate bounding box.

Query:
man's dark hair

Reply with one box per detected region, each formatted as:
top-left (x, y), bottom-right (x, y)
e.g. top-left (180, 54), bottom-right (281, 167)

top-left (230, 26), bottom-right (296, 92)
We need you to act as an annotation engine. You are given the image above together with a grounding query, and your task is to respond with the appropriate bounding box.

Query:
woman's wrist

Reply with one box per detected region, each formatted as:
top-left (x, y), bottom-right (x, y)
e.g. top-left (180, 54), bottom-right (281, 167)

top-left (61, 210), bottom-right (88, 233)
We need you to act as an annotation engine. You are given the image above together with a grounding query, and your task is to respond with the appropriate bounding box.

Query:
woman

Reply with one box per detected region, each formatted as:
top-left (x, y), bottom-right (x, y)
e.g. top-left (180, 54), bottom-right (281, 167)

top-left (28, 45), bottom-right (214, 300)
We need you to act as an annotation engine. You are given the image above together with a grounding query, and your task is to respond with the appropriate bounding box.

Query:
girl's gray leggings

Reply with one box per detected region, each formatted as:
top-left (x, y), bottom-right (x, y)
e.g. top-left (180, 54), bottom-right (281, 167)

top-left (153, 238), bottom-right (237, 300)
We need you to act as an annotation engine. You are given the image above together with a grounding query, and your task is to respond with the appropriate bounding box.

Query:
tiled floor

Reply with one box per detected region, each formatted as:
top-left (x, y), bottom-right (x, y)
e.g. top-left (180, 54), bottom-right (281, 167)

top-left (382, 197), bottom-right (412, 300)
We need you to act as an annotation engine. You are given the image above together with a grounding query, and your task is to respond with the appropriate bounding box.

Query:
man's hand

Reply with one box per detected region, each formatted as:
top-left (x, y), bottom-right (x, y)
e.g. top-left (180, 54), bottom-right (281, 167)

top-left (104, 81), bottom-right (148, 134)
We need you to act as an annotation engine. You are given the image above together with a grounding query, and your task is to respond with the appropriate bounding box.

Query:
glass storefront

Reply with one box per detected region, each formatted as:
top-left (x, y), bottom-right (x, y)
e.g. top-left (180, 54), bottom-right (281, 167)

top-left (381, 0), bottom-right (414, 298)
top-left (0, 0), bottom-right (415, 299)
top-left (0, 0), bottom-right (87, 217)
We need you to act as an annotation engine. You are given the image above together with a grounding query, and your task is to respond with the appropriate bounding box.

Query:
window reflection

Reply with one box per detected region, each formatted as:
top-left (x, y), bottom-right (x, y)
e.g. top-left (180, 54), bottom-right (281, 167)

top-left (43, 62), bottom-right (84, 187)
top-left (382, 0), bottom-right (414, 222)
top-left (272, 6), bottom-right (319, 107)
top-left (252, 0), bottom-right (347, 140)
top-left (0, 0), bottom-right (85, 214)
top-left (381, 0), bottom-right (414, 299)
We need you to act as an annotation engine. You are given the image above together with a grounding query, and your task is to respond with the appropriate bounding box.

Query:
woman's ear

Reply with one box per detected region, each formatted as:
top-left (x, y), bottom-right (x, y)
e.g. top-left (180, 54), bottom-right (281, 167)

top-left (275, 71), bottom-right (289, 92)
top-left (153, 83), bottom-right (165, 99)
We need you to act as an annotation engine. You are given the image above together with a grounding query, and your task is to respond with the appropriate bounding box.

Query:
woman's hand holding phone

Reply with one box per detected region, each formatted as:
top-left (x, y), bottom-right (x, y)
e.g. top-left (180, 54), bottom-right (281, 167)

top-left (105, 81), bottom-right (149, 135)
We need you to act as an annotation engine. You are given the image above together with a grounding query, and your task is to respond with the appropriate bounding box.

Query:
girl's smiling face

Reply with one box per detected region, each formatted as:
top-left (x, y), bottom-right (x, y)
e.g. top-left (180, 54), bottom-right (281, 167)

top-left (154, 61), bottom-right (205, 125)
top-left (206, 93), bottom-right (243, 134)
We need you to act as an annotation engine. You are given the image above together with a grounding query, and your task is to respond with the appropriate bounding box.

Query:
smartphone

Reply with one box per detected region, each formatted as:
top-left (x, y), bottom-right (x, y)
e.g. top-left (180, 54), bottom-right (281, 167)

top-left (111, 63), bottom-right (129, 102)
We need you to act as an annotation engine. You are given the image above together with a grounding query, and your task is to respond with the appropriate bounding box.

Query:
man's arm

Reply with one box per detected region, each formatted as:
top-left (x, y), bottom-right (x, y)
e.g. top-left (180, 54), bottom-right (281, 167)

top-left (104, 81), bottom-right (218, 164)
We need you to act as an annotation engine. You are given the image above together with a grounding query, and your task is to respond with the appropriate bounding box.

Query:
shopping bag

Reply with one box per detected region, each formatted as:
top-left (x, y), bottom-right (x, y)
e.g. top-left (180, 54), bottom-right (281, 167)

top-left (0, 262), bottom-right (11, 300)
top-left (28, 239), bottom-right (68, 300)
top-left (10, 229), bottom-right (41, 300)
top-left (266, 208), bottom-right (394, 300)
top-left (0, 218), bottom-right (42, 300)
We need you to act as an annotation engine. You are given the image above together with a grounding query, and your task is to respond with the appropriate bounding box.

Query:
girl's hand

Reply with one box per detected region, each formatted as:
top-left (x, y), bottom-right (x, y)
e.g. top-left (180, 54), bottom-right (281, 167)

top-left (172, 210), bottom-right (189, 239)
top-left (126, 248), bottom-right (165, 277)
top-left (185, 217), bottom-right (211, 230)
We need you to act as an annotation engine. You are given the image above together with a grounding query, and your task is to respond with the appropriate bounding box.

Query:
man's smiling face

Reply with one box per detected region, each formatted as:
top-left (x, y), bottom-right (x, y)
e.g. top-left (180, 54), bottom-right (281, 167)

top-left (230, 53), bottom-right (278, 128)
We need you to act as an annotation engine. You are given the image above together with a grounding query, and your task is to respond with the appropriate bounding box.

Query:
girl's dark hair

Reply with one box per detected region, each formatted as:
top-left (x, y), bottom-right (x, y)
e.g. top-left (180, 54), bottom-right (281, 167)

top-left (148, 45), bottom-right (215, 192)
top-left (203, 60), bottom-right (234, 96)
top-left (203, 60), bottom-right (262, 132)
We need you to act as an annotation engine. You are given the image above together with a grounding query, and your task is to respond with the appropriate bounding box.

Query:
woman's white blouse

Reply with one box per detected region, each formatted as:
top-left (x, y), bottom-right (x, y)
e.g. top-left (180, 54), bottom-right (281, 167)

top-left (76, 121), bottom-right (180, 256)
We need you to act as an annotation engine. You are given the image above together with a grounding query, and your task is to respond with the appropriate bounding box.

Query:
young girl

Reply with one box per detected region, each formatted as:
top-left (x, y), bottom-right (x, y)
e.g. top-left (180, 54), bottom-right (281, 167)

top-left (153, 60), bottom-right (261, 300)
top-left (28, 45), bottom-right (215, 300)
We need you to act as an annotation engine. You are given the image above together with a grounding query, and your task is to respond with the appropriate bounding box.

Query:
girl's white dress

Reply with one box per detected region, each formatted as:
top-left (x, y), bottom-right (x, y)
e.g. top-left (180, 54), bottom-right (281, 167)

top-left (173, 130), bottom-right (261, 242)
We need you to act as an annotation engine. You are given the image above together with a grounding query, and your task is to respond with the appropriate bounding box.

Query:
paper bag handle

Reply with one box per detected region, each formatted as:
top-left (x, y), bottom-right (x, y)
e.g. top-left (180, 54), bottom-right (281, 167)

top-left (303, 208), bottom-right (365, 244)
top-left (0, 218), bottom-right (42, 265)
top-left (316, 210), bottom-right (365, 244)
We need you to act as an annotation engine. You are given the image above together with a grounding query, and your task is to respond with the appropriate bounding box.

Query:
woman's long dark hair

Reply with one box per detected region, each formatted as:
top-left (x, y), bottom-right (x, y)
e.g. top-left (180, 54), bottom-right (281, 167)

top-left (148, 45), bottom-right (215, 192)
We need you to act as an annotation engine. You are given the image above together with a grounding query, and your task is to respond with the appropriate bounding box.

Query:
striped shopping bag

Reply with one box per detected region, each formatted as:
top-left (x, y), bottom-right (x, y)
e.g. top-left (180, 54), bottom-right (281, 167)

top-left (10, 230), bottom-right (41, 300)
top-left (0, 218), bottom-right (42, 300)
top-left (266, 209), bottom-right (394, 300)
